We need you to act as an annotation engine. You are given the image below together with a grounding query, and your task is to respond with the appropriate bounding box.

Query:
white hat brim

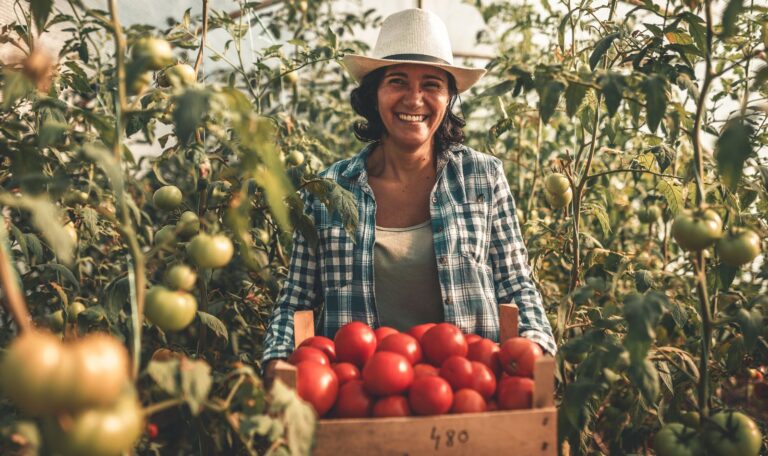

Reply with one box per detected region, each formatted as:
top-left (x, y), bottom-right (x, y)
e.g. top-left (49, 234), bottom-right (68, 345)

top-left (343, 54), bottom-right (486, 93)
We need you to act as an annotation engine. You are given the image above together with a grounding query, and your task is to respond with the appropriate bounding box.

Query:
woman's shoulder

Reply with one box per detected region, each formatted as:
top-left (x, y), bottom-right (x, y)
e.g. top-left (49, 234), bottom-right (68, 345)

top-left (449, 144), bottom-right (504, 175)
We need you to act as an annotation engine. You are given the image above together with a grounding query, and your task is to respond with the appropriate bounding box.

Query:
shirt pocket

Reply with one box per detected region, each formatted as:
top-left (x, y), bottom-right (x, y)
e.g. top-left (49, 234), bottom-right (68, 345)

top-left (317, 226), bottom-right (354, 291)
top-left (456, 201), bottom-right (489, 262)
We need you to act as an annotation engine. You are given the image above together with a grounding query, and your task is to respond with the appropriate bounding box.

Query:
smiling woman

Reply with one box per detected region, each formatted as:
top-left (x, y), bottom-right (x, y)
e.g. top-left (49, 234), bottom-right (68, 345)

top-left (261, 8), bottom-right (556, 377)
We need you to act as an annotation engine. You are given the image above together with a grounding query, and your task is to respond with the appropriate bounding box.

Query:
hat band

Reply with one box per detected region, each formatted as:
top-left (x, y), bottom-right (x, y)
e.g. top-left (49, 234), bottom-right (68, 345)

top-left (382, 53), bottom-right (450, 65)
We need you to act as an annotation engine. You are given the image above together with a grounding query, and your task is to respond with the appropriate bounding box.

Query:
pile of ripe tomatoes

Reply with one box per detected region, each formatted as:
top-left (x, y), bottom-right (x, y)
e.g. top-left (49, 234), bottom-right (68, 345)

top-left (286, 321), bottom-right (543, 418)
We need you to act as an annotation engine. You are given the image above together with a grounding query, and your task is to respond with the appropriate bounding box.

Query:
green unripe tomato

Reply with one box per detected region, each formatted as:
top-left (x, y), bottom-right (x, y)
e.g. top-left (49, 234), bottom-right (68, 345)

top-left (67, 301), bottom-right (86, 323)
top-left (637, 205), bottom-right (662, 223)
top-left (717, 227), bottom-right (760, 267)
top-left (285, 150), bottom-right (305, 167)
top-left (131, 36), bottom-right (173, 71)
top-left (164, 264), bottom-right (197, 291)
top-left (0, 330), bottom-right (68, 416)
top-left (702, 411), bottom-right (762, 456)
top-left (145, 286), bottom-right (198, 331)
top-left (188, 233), bottom-right (234, 268)
top-left (42, 390), bottom-right (143, 456)
top-left (544, 173), bottom-right (570, 195)
top-left (63, 221), bottom-right (78, 245)
top-left (48, 310), bottom-right (65, 331)
top-left (671, 209), bottom-right (722, 251)
top-left (157, 63), bottom-right (196, 88)
top-left (127, 70), bottom-right (153, 95)
top-left (154, 225), bottom-right (176, 245)
top-left (63, 190), bottom-right (89, 205)
top-left (545, 187), bottom-right (572, 209)
top-left (153, 185), bottom-right (183, 211)
top-left (653, 423), bottom-right (703, 456)
top-left (208, 181), bottom-right (232, 205)
top-left (177, 211), bottom-right (200, 239)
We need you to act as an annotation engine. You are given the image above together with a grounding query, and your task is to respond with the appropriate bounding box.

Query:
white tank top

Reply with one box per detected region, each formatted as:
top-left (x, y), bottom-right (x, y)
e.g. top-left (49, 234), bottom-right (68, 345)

top-left (374, 220), bottom-right (444, 330)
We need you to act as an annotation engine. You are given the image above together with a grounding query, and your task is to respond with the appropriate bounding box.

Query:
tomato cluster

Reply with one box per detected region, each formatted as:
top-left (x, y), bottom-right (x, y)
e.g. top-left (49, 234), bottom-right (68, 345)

top-left (288, 321), bottom-right (543, 418)
top-left (0, 330), bottom-right (143, 455)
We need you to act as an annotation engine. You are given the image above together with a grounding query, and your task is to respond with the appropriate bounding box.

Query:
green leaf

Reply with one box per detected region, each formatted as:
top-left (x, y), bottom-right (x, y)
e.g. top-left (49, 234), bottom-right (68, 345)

top-left (147, 360), bottom-right (180, 396)
top-left (753, 65), bottom-right (768, 91)
top-left (629, 358), bottom-right (660, 403)
top-left (287, 194), bottom-right (319, 251)
top-left (476, 80), bottom-right (515, 98)
top-left (173, 88), bottom-right (210, 145)
top-left (180, 359), bottom-right (212, 416)
top-left (565, 84), bottom-right (588, 118)
top-left (655, 179), bottom-right (684, 216)
top-left (35, 263), bottom-right (80, 293)
top-left (537, 79), bottom-right (565, 124)
top-left (735, 308), bottom-right (762, 350)
top-left (16, 196), bottom-right (75, 265)
top-left (197, 311), bottom-right (228, 342)
top-left (38, 119), bottom-right (67, 148)
top-left (30, 0), bottom-right (54, 32)
top-left (557, 10), bottom-right (574, 52)
top-left (623, 292), bottom-right (664, 363)
top-left (581, 202), bottom-right (611, 235)
top-left (599, 73), bottom-right (625, 117)
top-left (2, 71), bottom-right (33, 109)
top-left (650, 144), bottom-right (675, 172)
top-left (642, 76), bottom-right (667, 133)
top-left (716, 262), bottom-right (738, 291)
top-left (715, 120), bottom-right (753, 191)
top-left (720, 0), bottom-right (744, 39)
top-left (268, 381), bottom-right (316, 456)
top-left (82, 144), bottom-right (125, 200)
top-left (589, 32), bottom-right (620, 70)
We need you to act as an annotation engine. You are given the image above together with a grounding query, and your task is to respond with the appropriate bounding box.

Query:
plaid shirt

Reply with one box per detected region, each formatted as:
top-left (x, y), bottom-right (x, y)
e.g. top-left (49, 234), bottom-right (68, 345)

top-left (261, 143), bottom-right (556, 364)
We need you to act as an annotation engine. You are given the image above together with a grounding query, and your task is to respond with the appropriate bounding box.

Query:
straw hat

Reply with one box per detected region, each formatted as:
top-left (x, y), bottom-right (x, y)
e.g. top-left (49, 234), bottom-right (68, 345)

top-left (343, 9), bottom-right (486, 93)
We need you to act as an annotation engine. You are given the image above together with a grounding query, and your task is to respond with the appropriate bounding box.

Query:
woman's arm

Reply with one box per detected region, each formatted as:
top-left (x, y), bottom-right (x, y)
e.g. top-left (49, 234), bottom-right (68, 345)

top-left (261, 197), bottom-right (320, 367)
top-left (487, 159), bottom-right (557, 354)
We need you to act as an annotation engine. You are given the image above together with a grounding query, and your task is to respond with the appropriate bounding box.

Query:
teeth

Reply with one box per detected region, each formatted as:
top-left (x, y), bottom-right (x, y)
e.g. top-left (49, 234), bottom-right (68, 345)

top-left (397, 114), bottom-right (427, 122)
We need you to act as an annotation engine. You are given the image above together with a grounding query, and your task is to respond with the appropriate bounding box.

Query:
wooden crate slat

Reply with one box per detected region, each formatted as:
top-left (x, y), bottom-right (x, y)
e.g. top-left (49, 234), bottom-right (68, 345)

top-left (499, 303), bottom-right (519, 342)
top-left (313, 408), bottom-right (557, 456)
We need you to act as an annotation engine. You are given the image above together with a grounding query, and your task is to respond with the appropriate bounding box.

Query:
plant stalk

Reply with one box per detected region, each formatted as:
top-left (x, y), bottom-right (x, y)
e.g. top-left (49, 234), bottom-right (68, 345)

top-left (0, 221), bottom-right (32, 332)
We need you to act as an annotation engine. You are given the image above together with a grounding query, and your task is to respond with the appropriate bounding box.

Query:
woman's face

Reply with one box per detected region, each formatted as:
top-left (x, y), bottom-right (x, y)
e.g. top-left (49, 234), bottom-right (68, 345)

top-left (376, 63), bottom-right (451, 150)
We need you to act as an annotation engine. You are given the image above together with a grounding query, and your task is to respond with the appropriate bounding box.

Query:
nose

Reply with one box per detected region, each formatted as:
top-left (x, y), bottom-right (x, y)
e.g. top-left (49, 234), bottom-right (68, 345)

top-left (402, 84), bottom-right (424, 108)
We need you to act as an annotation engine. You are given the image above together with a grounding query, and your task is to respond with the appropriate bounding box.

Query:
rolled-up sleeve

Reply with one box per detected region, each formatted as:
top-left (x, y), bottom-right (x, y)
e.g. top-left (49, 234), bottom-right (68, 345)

top-left (261, 196), bottom-right (320, 365)
top-left (488, 160), bottom-right (556, 354)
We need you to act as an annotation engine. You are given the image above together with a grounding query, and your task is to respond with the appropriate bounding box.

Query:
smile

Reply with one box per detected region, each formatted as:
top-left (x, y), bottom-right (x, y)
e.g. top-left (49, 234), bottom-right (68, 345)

top-left (396, 113), bottom-right (428, 122)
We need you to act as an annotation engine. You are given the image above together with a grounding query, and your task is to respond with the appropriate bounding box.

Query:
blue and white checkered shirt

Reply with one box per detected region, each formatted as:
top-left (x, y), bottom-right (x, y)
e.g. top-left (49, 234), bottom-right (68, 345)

top-left (261, 143), bottom-right (556, 364)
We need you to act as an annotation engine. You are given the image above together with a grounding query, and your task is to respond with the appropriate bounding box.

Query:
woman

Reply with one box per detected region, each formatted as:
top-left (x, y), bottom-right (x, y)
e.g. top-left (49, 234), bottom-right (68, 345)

top-left (262, 9), bottom-right (555, 376)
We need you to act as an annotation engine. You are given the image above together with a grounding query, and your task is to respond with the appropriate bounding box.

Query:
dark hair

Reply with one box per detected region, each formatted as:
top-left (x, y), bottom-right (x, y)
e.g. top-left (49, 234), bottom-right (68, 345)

top-left (350, 66), bottom-right (465, 150)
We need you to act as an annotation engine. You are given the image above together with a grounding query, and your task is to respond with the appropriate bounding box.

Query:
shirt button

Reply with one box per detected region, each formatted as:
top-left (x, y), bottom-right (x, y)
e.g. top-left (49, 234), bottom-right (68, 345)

top-left (439, 256), bottom-right (447, 265)
top-left (444, 297), bottom-right (451, 305)
top-left (431, 196), bottom-right (438, 203)
top-left (435, 225), bottom-right (443, 233)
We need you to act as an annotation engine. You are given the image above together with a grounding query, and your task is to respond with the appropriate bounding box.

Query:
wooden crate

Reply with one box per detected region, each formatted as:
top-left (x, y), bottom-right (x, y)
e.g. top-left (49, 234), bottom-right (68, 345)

top-left (275, 304), bottom-right (557, 456)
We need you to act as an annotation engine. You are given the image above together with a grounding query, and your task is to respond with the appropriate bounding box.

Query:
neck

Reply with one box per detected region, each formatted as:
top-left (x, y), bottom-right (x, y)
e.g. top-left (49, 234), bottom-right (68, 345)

top-left (368, 137), bottom-right (436, 182)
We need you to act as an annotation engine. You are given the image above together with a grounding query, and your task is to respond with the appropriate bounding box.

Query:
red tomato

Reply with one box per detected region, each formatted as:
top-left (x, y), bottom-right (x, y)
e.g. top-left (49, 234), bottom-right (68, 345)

top-left (465, 334), bottom-right (482, 345)
top-left (373, 395), bottom-right (411, 417)
top-left (413, 363), bottom-right (439, 379)
top-left (334, 321), bottom-right (377, 368)
top-left (362, 352), bottom-right (414, 396)
top-left (497, 376), bottom-right (534, 410)
top-left (332, 362), bottom-right (360, 385)
top-left (451, 388), bottom-right (487, 414)
top-left (498, 337), bottom-right (543, 378)
top-left (296, 361), bottom-right (339, 417)
top-left (333, 380), bottom-right (374, 418)
top-left (298, 336), bottom-right (336, 362)
top-left (288, 346), bottom-right (329, 366)
top-left (469, 361), bottom-right (497, 399)
top-left (407, 323), bottom-right (436, 343)
top-left (377, 333), bottom-right (422, 365)
top-left (439, 356), bottom-right (474, 390)
top-left (421, 323), bottom-right (468, 366)
top-left (374, 327), bottom-right (399, 345)
top-left (468, 338), bottom-right (501, 377)
top-left (409, 376), bottom-right (453, 416)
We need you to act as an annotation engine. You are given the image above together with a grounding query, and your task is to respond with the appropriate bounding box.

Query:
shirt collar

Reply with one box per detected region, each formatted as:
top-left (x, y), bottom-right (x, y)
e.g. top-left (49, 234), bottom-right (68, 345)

top-left (341, 142), bottom-right (466, 181)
